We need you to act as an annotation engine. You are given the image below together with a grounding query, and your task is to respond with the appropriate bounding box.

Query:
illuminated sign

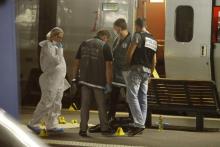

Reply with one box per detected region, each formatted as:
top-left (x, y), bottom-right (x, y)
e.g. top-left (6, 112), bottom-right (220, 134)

top-left (150, 0), bottom-right (164, 3)
top-left (102, 3), bottom-right (119, 11)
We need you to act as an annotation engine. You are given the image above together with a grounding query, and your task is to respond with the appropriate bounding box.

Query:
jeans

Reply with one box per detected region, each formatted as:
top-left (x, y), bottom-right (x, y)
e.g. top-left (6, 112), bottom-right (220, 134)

top-left (126, 66), bottom-right (150, 128)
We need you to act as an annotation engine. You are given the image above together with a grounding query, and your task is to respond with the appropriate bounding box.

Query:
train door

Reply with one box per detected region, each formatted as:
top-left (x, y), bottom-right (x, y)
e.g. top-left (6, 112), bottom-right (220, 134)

top-left (165, 0), bottom-right (213, 81)
top-left (137, 0), bottom-right (165, 77)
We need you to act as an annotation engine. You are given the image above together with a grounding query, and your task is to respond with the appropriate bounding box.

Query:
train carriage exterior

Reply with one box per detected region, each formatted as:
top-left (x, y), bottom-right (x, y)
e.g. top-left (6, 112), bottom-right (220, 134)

top-left (165, 0), bottom-right (220, 100)
top-left (18, 0), bottom-right (220, 109)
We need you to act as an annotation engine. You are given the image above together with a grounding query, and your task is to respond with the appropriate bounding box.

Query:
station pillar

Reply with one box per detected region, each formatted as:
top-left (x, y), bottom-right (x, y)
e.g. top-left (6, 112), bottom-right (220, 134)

top-left (0, 0), bottom-right (19, 118)
top-left (38, 0), bottom-right (57, 57)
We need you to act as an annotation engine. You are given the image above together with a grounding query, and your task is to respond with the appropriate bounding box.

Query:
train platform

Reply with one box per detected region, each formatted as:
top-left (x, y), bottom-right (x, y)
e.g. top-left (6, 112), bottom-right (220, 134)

top-left (20, 107), bottom-right (220, 147)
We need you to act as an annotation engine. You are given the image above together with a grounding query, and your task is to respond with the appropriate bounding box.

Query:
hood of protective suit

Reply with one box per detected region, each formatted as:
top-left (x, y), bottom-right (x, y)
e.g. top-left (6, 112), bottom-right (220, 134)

top-left (39, 39), bottom-right (69, 91)
top-left (39, 40), bottom-right (49, 47)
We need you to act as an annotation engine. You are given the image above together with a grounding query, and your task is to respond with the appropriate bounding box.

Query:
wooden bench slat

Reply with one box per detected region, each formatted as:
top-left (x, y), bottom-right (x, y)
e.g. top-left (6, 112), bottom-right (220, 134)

top-left (147, 79), bottom-right (220, 115)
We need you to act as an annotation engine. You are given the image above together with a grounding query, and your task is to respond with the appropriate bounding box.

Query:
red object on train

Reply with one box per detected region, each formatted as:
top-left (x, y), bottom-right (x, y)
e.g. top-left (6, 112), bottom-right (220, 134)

top-left (212, 7), bottom-right (220, 43)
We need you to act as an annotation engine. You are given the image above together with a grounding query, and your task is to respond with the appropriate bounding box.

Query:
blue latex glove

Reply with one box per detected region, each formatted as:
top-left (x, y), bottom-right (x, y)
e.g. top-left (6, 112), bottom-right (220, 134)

top-left (104, 84), bottom-right (112, 94)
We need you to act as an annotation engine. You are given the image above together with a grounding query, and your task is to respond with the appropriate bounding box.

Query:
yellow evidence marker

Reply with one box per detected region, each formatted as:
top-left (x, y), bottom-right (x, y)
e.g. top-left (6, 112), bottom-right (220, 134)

top-left (39, 128), bottom-right (48, 137)
top-left (152, 68), bottom-right (160, 79)
top-left (58, 116), bottom-right (67, 124)
top-left (115, 127), bottom-right (125, 137)
top-left (71, 119), bottom-right (78, 124)
top-left (40, 121), bottom-right (46, 129)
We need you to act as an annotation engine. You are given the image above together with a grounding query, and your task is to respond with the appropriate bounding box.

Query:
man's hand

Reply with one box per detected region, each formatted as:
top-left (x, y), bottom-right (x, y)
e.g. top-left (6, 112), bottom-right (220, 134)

top-left (104, 84), bottom-right (112, 94)
top-left (105, 61), bottom-right (113, 85)
top-left (72, 59), bottom-right (80, 81)
top-left (127, 43), bottom-right (138, 65)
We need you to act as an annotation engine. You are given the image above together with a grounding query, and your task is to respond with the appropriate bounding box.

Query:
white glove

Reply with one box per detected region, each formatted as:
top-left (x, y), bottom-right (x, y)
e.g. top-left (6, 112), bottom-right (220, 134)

top-left (57, 48), bottom-right (63, 56)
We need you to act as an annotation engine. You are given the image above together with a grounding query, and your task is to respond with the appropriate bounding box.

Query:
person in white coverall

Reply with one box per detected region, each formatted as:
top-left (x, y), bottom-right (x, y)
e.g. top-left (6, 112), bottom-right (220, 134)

top-left (28, 27), bottom-right (70, 133)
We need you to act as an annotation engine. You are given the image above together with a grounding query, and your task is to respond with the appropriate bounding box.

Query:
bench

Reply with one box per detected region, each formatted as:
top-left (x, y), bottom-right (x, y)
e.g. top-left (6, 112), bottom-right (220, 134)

top-left (146, 79), bottom-right (220, 131)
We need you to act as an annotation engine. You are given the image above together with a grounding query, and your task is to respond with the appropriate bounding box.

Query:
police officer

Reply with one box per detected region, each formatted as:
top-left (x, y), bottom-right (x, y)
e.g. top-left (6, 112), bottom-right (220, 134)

top-left (108, 18), bottom-right (132, 120)
top-left (126, 18), bottom-right (157, 136)
top-left (73, 30), bottom-right (113, 137)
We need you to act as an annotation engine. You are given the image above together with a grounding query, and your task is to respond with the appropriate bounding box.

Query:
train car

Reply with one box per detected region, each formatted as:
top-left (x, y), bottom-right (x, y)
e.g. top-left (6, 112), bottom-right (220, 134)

top-left (56, 0), bottom-right (137, 80)
top-left (18, 0), bottom-right (137, 105)
top-left (17, 0), bottom-right (220, 111)
top-left (164, 0), bottom-right (220, 99)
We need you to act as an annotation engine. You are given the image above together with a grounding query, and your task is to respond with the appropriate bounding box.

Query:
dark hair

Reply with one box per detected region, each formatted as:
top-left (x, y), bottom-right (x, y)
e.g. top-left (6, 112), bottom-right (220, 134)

top-left (114, 18), bottom-right (127, 30)
top-left (135, 18), bottom-right (145, 28)
top-left (97, 30), bottom-right (111, 39)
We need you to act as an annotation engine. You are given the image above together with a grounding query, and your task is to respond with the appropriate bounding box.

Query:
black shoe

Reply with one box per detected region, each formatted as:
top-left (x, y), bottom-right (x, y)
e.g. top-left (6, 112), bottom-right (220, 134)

top-left (107, 113), bottom-right (116, 121)
top-left (127, 127), bottom-right (144, 137)
top-left (101, 128), bottom-right (114, 136)
top-left (89, 124), bottom-right (101, 133)
top-left (27, 125), bottom-right (41, 134)
top-left (108, 116), bottom-right (116, 122)
top-left (79, 130), bottom-right (88, 137)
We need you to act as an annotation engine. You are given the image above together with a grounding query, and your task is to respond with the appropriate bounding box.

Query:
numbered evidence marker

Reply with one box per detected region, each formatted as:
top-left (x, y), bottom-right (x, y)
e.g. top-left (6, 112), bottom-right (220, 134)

top-left (115, 127), bottom-right (125, 136)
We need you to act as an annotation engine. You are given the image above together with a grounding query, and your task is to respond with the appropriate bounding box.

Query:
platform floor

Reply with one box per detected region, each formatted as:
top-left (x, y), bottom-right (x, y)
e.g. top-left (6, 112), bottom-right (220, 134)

top-left (20, 107), bottom-right (220, 147)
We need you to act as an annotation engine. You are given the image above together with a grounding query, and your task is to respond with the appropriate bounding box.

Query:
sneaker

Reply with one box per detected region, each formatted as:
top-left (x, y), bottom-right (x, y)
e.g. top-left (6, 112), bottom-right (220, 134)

top-left (27, 125), bottom-right (41, 134)
top-left (127, 127), bottom-right (144, 137)
top-left (47, 128), bottom-right (64, 133)
top-left (79, 130), bottom-right (88, 137)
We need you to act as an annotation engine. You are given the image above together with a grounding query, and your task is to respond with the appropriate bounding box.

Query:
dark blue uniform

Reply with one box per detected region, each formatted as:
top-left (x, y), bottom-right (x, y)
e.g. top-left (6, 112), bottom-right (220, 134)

top-left (108, 33), bottom-right (132, 119)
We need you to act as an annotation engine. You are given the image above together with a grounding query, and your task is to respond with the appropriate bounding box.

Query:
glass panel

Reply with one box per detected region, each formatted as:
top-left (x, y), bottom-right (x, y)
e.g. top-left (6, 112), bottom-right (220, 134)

top-left (175, 6), bottom-right (194, 42)
top-left (101, 0), bottom-right (129, 29)
top-left (57, 0), bottom-right (132, 52)
top-left (0, 125), bottom-right (24, 147)
top-left (57, 0), bottom-right (99, 53)
top-left (16, 0), bottom-right (39, 50)
top-left (16, 0), bottom-right (39, 83)
top-left (102, 3), bottom-right (119, 11)
top-left (150, 0), bottom-right (164, 3)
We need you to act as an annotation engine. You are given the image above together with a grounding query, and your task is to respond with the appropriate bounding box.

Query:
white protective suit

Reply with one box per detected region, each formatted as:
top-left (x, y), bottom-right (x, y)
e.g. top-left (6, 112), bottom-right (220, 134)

top-left (29, 40), bottom-right (70, 129)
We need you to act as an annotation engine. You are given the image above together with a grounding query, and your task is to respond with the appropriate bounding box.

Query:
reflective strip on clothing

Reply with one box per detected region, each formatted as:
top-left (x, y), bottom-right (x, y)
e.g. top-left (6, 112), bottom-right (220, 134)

top-left (79, 81), bottom-right (105, 89)
top-left (112, 82), bottom-right (126, 88)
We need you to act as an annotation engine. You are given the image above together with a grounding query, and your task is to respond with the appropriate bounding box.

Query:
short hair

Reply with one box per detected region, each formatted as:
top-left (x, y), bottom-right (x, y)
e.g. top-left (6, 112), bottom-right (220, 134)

top-left (114, 18), bottom-right (127, 30)
top-left (135, 18), bottom-right (145, 28)
top-left (97, 30), bottom-right (111, 39)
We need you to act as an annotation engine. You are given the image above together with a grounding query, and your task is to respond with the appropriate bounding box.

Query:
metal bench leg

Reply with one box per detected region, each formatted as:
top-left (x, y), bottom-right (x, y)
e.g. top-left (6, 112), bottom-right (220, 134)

top-left (196, 113), bottom-right (204, 131)
top-left (145, 111), bottom-right (152, 128)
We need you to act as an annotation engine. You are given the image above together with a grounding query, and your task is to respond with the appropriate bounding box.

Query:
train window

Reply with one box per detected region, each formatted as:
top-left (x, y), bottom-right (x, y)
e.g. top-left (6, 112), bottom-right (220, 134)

top-left (175, 6), bottom-right (194, 42)
top-left (102, 3), bottom-right (119, 11)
